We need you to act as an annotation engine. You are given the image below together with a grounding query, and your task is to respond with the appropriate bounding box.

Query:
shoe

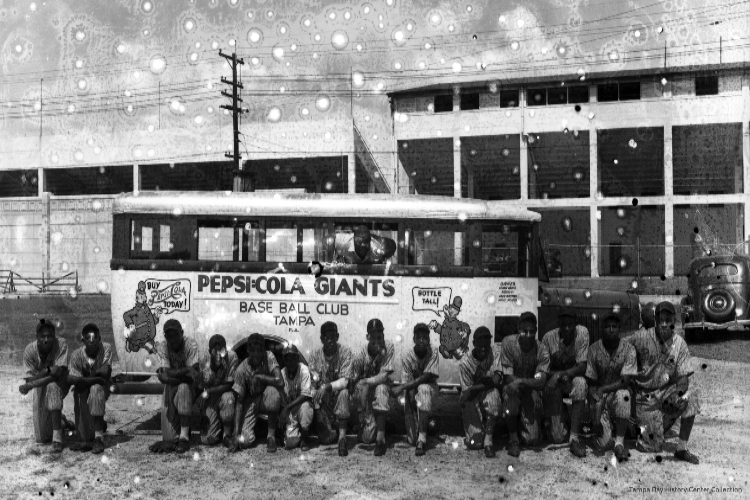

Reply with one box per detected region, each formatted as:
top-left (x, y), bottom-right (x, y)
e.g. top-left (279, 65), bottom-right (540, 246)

top-left (69, 442), bottom-right (92, 452)
top-left (415, 442), bottom-right (426, 457)
top-left (338, 438), bottom-right (348, 457)
top-left (507, 441), bottom-right (520, 457)
top-left (51, 442), bottom-right (63, 454)
top-left (373, 441), bottom-right (387, 457)
top-left (614, 444), bottom-right (627, 462)
top-left (222, 436), bottom-right (233, 448)
top-left (175, 439), bottom-right (190, 454)
top-left (570, 439), bottom-right (587, 458)
top-left (484, 445), bottom-right (496, 458)
top-left (674, 449), bottom-right (699, 465)
top-left (267, 436), bottom-right (277, 453)
top-left (300, 430), bottom-right (310, 452)
top-left (92, 437), bottom-right (105, 455)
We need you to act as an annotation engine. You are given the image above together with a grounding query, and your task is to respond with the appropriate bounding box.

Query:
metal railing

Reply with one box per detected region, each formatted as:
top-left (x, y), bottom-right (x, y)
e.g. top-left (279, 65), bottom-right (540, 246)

top-left (1, 269), bottom-right (79, 294)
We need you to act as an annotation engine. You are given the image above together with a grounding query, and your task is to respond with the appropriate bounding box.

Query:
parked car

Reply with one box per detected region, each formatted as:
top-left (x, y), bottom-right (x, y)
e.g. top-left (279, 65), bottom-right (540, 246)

top-left (681, 254), bottom-right (750, 341)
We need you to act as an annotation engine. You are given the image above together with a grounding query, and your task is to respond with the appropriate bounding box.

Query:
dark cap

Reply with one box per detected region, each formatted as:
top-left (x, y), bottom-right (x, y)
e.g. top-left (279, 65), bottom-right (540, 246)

top-left (655, 301), bottom-right (676, 316)
top-left (519, 311), bottom-right (537, 325)
top-left (208, 334), bottom-right (227, 351)
top-left (282, 344), bottom-right (299, 357)
top-left (473, 326), bottom-right (492, 340)
top-left (163, 319), bottom-right (182, 334)
top-left (558, 306), bottom-right (576, 319)
top-left (36, 318), bottom-right (56, 335)
top-left (321, 321), bottom-right (338, 336)
top-left (246, 333), bottom-right (265, 348)
top-left (601, 312), bottom-right (621, 324)
top-left (367, 318), bottom-right (384, 333)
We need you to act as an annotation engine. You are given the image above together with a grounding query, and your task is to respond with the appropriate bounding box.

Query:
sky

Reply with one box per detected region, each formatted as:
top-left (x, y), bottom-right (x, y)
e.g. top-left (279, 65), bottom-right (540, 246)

top-left (0, 0), bottom-right (745, 181)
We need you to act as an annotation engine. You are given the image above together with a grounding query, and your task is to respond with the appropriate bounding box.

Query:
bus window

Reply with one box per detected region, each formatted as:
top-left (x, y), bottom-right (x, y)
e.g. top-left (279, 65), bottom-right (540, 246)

top-left (407, 224), bottom-right (467, 267)
top-left (198, 226), bottom-right (234, 261)
top-left (333, 223), bottom-right (397, 264)
top-left (130, 218), bottom-right (193, 260)
top-left (266, 222), bottom-right (298, 263)
top-left (480, 223), bottom-right (531, 277)
top-left (197, 220), bottom-right (260, 262)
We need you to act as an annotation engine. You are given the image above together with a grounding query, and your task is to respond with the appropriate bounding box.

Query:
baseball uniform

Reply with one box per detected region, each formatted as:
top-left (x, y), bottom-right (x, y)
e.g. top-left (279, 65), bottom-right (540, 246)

top-left (626, 328), bottom-right (701, 452)
top-left (540, 325), bottom-right (589, 443)
top-left (500, 334), bottom-right (550, 446)
top-left (351, 341), bottom-right (395, 444)
top-left (155, 337), bottom-right (200, 442)
top-left (459, 344), bottom-right (502, 449)
top-left (69, 342), bottom-right (112, 443)
top-left (198, 350), bottom-right (238, 444)
top-left (401, 347), bottom-right (440, 446)
top-left (232, 351), bottom-right (283, 447)
top-left (23, 339), bottom-right (70, 443)
top-left (586, 339), bottom-right (637, 450)
top-left (308, 344), bottom-right (353, 445)
top-left (280, 362), bottom-right (314, 449)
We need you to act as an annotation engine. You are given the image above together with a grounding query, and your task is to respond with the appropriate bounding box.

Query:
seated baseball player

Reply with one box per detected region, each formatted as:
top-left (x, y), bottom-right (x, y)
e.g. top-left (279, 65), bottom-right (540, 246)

top-left (19, 319), bottom-right (70, 453)
top-left (279, 345), bottom-right (314, 451)
top-left (585, 313), bottom-right (637, 462)
top-left (540, 306), bottom-right (590, 457)
top-left (149, 319), bottom-right (201, 454)
top-left (350, 318), bottom-right (395, 457)
top-left (227, 333), bottom-right (284, 453)
top-left (626, 301), bottom-right (700, 464)
top-left (500, 312), bottom-right (549, 457)
top-left (66, 323), bottom-right (112, 454)
top-left (309, 321), bottom-right (353, 457)
top-left (459, 326), bottom-right (502, 458)
top-left (391, 323), bottom-right (439, 457)
top-left (197, 334), bottom-right (238, 447)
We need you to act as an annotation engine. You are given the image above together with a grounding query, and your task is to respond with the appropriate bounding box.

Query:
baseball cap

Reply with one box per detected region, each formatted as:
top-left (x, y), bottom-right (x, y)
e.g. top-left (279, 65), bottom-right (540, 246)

top-left (321, 321), bottom-right (338, 336)
top-left (246, 333), bottom-right (265, 348)
top-left (208, 334), bottom-right (227, 351)
top-left (519, 311), bottom-right (537, 325)
top-left (163, 319), bottom-right (182, 334)
top-left (473, 326), bottom-right (492, 340)
top-left (601, 312), bottom-right (621, 324)
top-left (558, 306), bottom-right (576, 319)
top-left (655, 301), bottom-right (676, 316)
top-left (367, 318), bottom-right (384, 333)
top-left (282, 344), bottom-right (299, 357)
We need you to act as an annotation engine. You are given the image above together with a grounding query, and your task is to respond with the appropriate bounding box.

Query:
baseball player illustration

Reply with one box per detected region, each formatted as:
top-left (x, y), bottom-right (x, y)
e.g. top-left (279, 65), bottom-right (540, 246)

top-left (429, 296), bottom-right (471, 360)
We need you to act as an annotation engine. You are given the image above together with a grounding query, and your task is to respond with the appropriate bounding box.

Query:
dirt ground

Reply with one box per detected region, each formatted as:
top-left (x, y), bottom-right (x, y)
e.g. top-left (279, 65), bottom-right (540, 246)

top-left (1, 351), bottom-right (749, 500)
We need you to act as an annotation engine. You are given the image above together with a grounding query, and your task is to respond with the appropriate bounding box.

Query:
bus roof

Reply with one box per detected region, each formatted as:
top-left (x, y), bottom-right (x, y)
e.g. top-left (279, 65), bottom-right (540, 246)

top-left (113, 191), bottom-right (541, 222)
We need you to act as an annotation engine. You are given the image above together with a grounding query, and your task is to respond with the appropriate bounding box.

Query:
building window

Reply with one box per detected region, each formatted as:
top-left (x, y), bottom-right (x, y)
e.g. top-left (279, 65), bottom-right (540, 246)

top-left (434, 94), bottom-right (453, 113)
top-left (527, 89), bottom-right (546, 106)
top-left (597, 83), bottom-right (619, 102)
top-left (597, 82), bottom-right (640, 102)
top-left (460, 93), bottom-right (479, 110)
top-left (695, 75), bottom-right (719, 96)
top-left (500, 90), bottom-right (518, 107)
top-left (600, 206), bottom-right (665, 277)
top-left (568, 86), bottom-right (589, 103)
top-left (547, 87), bottom-right (568, 105)
top-left (618, 82), bottom-right (641, 100)
top-left (672, 123), bottom-right (743, 195)
top-left (598, 127), bottom-right (664, 197)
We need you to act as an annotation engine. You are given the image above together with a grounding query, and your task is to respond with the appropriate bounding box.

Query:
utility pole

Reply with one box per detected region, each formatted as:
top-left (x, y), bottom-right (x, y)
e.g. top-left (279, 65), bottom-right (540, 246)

top-left (219, 50), bottom-right (249, 192)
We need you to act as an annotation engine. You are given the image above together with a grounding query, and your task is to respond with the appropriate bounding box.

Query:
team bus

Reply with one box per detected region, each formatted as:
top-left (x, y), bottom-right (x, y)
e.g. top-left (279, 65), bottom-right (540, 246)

top-left (109, 191), bottom-right (543, 389)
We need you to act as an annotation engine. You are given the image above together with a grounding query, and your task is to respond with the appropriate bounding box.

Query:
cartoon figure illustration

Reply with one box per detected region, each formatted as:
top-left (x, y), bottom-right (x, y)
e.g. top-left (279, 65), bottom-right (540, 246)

top-left (429, 296), bottom-right (471, 360)
top-left (123, 281), bottom-right (162, 353)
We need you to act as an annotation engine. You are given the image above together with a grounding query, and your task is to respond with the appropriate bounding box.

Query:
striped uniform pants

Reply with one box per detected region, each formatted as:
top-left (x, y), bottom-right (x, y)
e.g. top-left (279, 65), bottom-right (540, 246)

top-left (462, 388), bottom-right (500, 449)
top-left (162, 383), bottom-right (196, 441)
top-left (634, 381), bottom-right (701, 453)
top-left (354, 382), bottom-right (392, 444)
top-left (200, 391), bottom-right (236, 444)
top-left (237, 386), bottom-right (282, 448)
top-left (542, 376), bottom-right (588, 444)
top-left (32, 380), bottom-right (70, 444)
top-left (502, 384), bottom-right (543, 446)
top-left (314, 388), bottom-right (351, 445)
top-left (283, 401), bottom-right (314, 450)
top-left (404, 383), bottom-right (438, 446)
top-left (73, 384), bottom-right (109, 443)
top-left (590, 389), bottom-right (631, 450)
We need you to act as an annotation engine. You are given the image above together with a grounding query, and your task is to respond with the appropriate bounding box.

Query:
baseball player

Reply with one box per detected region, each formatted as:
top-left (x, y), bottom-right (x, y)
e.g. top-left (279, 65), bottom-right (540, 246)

top-left (540, 306), bottom-right (589, 457)
top-left (585, 313), bottom-right (637, 462)
top-left (197, 334), bottom-right (238, 447)
top-left (149, 319), bottom-right (201, 454)
top-left (350, 318), bottom-right (395, 456)
top-left (391, 323), bottom-right (439, 456)
top-left (19, 319), bottom-right (70, 453)
top-left (500, 312), bottom-right (550, 457)
top-left (227, 333), bottom-right (284, 453)
top-left (279, 345), bottom-right (314, 451)
top-left (458, 326), bottom-right (502, 458)
top-left (626, 301), bottom-right (700, 464)
top-left (308, 321), bottom-right (353, 457)
top-left (66, 323), bottom-right (112, 454)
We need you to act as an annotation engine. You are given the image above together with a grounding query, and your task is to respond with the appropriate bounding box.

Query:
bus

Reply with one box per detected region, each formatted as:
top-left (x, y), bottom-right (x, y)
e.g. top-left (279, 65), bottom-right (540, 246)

top-left (109, 191), bottom-right (542, 389)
